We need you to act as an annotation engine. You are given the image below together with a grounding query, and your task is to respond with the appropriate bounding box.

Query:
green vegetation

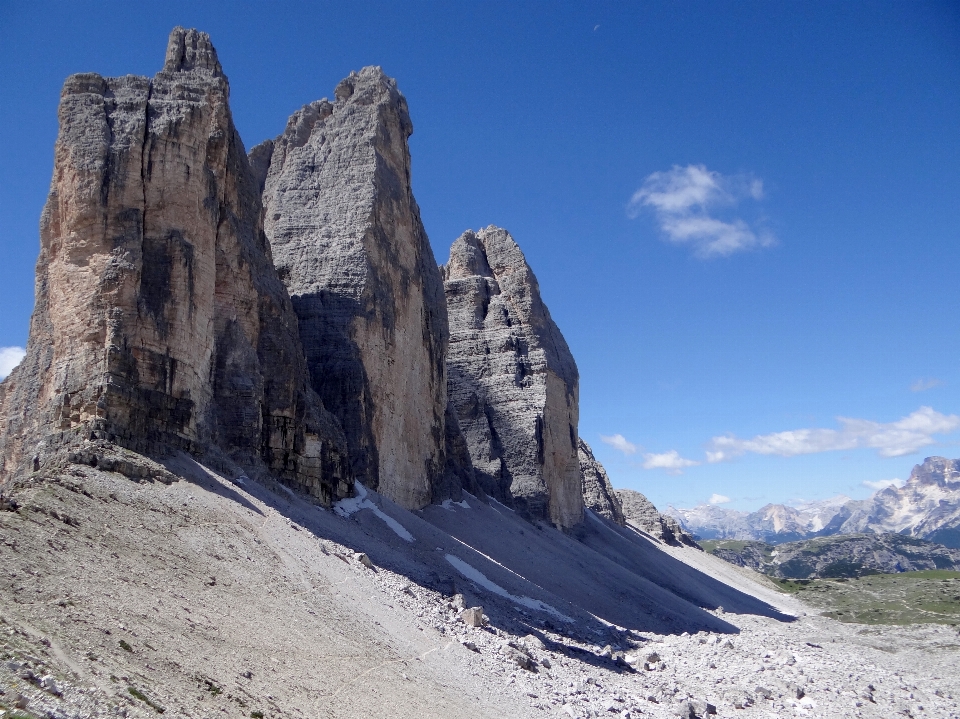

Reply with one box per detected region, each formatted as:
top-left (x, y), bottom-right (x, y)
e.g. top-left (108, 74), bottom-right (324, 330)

top-left (775, 570), bottom-right (960, 625)
top-left (0, 705), bottom-right (42, 719)
top-left (128, 686), bottom-right (165, 714)
top-left (118, 639), bottom-right (132, 652)
top-left (200, 678), bottom-right (223, 696)
top-left (251, 712), bottom-right (264, 719)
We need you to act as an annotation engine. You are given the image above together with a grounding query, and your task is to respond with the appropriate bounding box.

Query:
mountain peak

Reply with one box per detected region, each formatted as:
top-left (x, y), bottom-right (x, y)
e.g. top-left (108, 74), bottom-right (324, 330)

top-left (163, 26), bottom-right (223, 76)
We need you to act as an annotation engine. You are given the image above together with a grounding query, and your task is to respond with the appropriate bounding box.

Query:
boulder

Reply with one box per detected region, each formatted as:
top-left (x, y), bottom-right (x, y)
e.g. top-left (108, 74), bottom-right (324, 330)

top-left (443, 227), bottom-right (582, 528)
top-left (258, 67), bottom-right (467, 509)
top-left (460, 606), bottom-right (486, 627)
top-left (0, 28), bottom-right (349, 503)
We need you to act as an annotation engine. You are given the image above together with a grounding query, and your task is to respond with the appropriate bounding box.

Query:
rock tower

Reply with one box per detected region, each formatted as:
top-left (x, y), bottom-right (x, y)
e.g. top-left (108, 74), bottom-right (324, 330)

top-left (443, 226), bottom-right (583, 528)
top-left (256, 67), bottom-right (466, 508)
top-left (0, 28), bottom-right (349, 503)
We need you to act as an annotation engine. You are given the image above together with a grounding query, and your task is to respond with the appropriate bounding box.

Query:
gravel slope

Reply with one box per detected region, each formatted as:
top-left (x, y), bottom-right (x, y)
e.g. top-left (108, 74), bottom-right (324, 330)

top-left (1, 459), bottom-right (958, 718)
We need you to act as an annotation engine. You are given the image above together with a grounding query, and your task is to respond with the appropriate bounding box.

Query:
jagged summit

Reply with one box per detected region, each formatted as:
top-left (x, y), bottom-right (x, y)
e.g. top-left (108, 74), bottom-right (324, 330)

top-left (162, 26), bottom-right (224, 76)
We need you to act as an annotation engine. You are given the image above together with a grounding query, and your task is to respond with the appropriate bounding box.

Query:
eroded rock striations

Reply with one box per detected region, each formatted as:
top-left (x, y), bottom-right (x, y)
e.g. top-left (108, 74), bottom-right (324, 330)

top-left (617, 489), bottom-right (699, 547)
top-left (579, 439), bottom-right (625, 525)
top-left (256, 68), bottom-right (465, 509)
top-left (443, 227), bottom-right (582, 528)
top-left (0, 28), bottom-right (349, 503)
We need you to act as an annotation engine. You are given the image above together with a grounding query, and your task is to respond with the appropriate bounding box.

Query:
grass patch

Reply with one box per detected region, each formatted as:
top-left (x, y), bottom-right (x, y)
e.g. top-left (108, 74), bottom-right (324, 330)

top-left (701, 540), bottom-right (759, 554)
top-left (783, 570), bottom-right (960, 625)
top-left (128, 686), bottom-right (165, 714)
top-left (118, 639), bottom-right (132, 652)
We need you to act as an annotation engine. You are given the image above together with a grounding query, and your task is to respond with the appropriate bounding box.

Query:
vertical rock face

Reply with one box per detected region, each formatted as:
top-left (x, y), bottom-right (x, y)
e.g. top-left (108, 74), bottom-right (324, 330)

top-left (579, 439), bottom-right (625, 525)
top-left (0, 28), bottom-right (349, 503)
top-left (258, 67), bottom-right (456, 509)
top-left (443, 227), bottom-right (583, 528)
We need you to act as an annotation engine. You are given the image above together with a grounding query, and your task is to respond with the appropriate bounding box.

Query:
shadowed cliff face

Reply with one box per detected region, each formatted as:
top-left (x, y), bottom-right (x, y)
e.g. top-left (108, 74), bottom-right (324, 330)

top-left (443, 227), bottom-right (583, 529)
top-left (0, 27), bottom-right (350, 504)
top-left (258, 68), bottom-right (468, 510)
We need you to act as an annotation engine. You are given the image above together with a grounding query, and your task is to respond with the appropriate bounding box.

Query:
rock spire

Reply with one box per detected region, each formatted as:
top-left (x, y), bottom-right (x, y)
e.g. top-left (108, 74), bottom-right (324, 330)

top-left (0, 28), bottom-right (349, 503)
top-left (256, 67), bottom-right (467, 509)
top-left (443, 226), bottom-right (583, 528)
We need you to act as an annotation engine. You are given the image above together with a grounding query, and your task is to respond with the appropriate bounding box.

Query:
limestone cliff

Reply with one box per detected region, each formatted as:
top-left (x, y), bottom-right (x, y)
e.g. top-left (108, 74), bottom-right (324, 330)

top-left (257, 68), bottom-right (463, 509)
top-left (579, 439), bottom-right (625, 525)
top-left (443, 227), bottom-right (583, 528)
top-left (0, 28), bottom-right (349, 503)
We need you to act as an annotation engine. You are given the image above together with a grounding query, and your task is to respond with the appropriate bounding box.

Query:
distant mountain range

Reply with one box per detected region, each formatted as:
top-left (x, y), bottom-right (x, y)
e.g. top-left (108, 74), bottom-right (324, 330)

top-left (666, 456), bottom-right (960, 547)
top-left (701, 533), bottom-right (960, 579)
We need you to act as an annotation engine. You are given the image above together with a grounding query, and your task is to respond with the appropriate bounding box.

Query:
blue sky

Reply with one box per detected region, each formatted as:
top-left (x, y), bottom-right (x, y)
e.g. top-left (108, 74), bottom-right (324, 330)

top-left (2, 1), bottom-right (959, 511)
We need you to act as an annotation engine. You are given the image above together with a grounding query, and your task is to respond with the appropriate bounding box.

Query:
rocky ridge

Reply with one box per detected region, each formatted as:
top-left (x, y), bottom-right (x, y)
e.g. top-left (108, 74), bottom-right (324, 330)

top-left (0, 27), bottom-right (349, 503)
top-left (579, 438), bottom-right (625, 525)
top-left (443, 227), bottom-right (583, 528)
top-left (617, 489), bottom-right (700, 548)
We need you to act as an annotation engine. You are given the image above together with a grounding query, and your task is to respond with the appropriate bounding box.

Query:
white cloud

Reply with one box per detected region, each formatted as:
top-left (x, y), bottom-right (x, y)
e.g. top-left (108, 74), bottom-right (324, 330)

top-left (911, 378), bottom-right (943, 392)
top-left (600, 433), bottom-right (638, 455)
top-left (627, 164), bottom-right (774, 258)
top-left (707, 406), bottom-right (960, 461)
top-left (642, 450), bottom-right (700, 474)
top-left (708, 493), bottom-right (731, 505)
top-left (0, 347), bottom-right (25, 380)
top-left (862, 478), bottom-right (905, 491)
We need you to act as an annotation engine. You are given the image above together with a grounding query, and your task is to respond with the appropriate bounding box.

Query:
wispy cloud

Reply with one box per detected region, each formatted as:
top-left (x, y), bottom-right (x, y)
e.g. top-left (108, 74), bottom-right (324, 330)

top-left (862, 478), bottom-right (905, 491)
top-left (642, 450), bottom-right (700, 474)
top-left (627, 164), bottom-right (774, 258)
top-left (600, 433), bottom-right (638, 455)
top-left (707, 406), bottom-right (960, 461)
top-left (708, 493), bottom-right (731, 505)
top-left (0, 347), bottom-right (25, 380)
top-left (910, 378), bottom-right (943, 392)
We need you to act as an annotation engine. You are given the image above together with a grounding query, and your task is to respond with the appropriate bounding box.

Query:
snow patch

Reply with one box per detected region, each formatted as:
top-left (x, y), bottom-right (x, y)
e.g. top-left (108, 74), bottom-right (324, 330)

top-left (335, 482), bottom-right (414, 542)
top-left (441, 498), bottom-right (472, 511)
top-left (444, 553), bottom-right (572, 622)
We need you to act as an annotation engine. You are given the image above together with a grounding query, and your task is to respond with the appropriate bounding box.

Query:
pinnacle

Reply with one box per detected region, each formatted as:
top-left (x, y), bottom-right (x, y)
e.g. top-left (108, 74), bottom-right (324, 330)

top-left (163, 26), bottom-right (223, 76)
